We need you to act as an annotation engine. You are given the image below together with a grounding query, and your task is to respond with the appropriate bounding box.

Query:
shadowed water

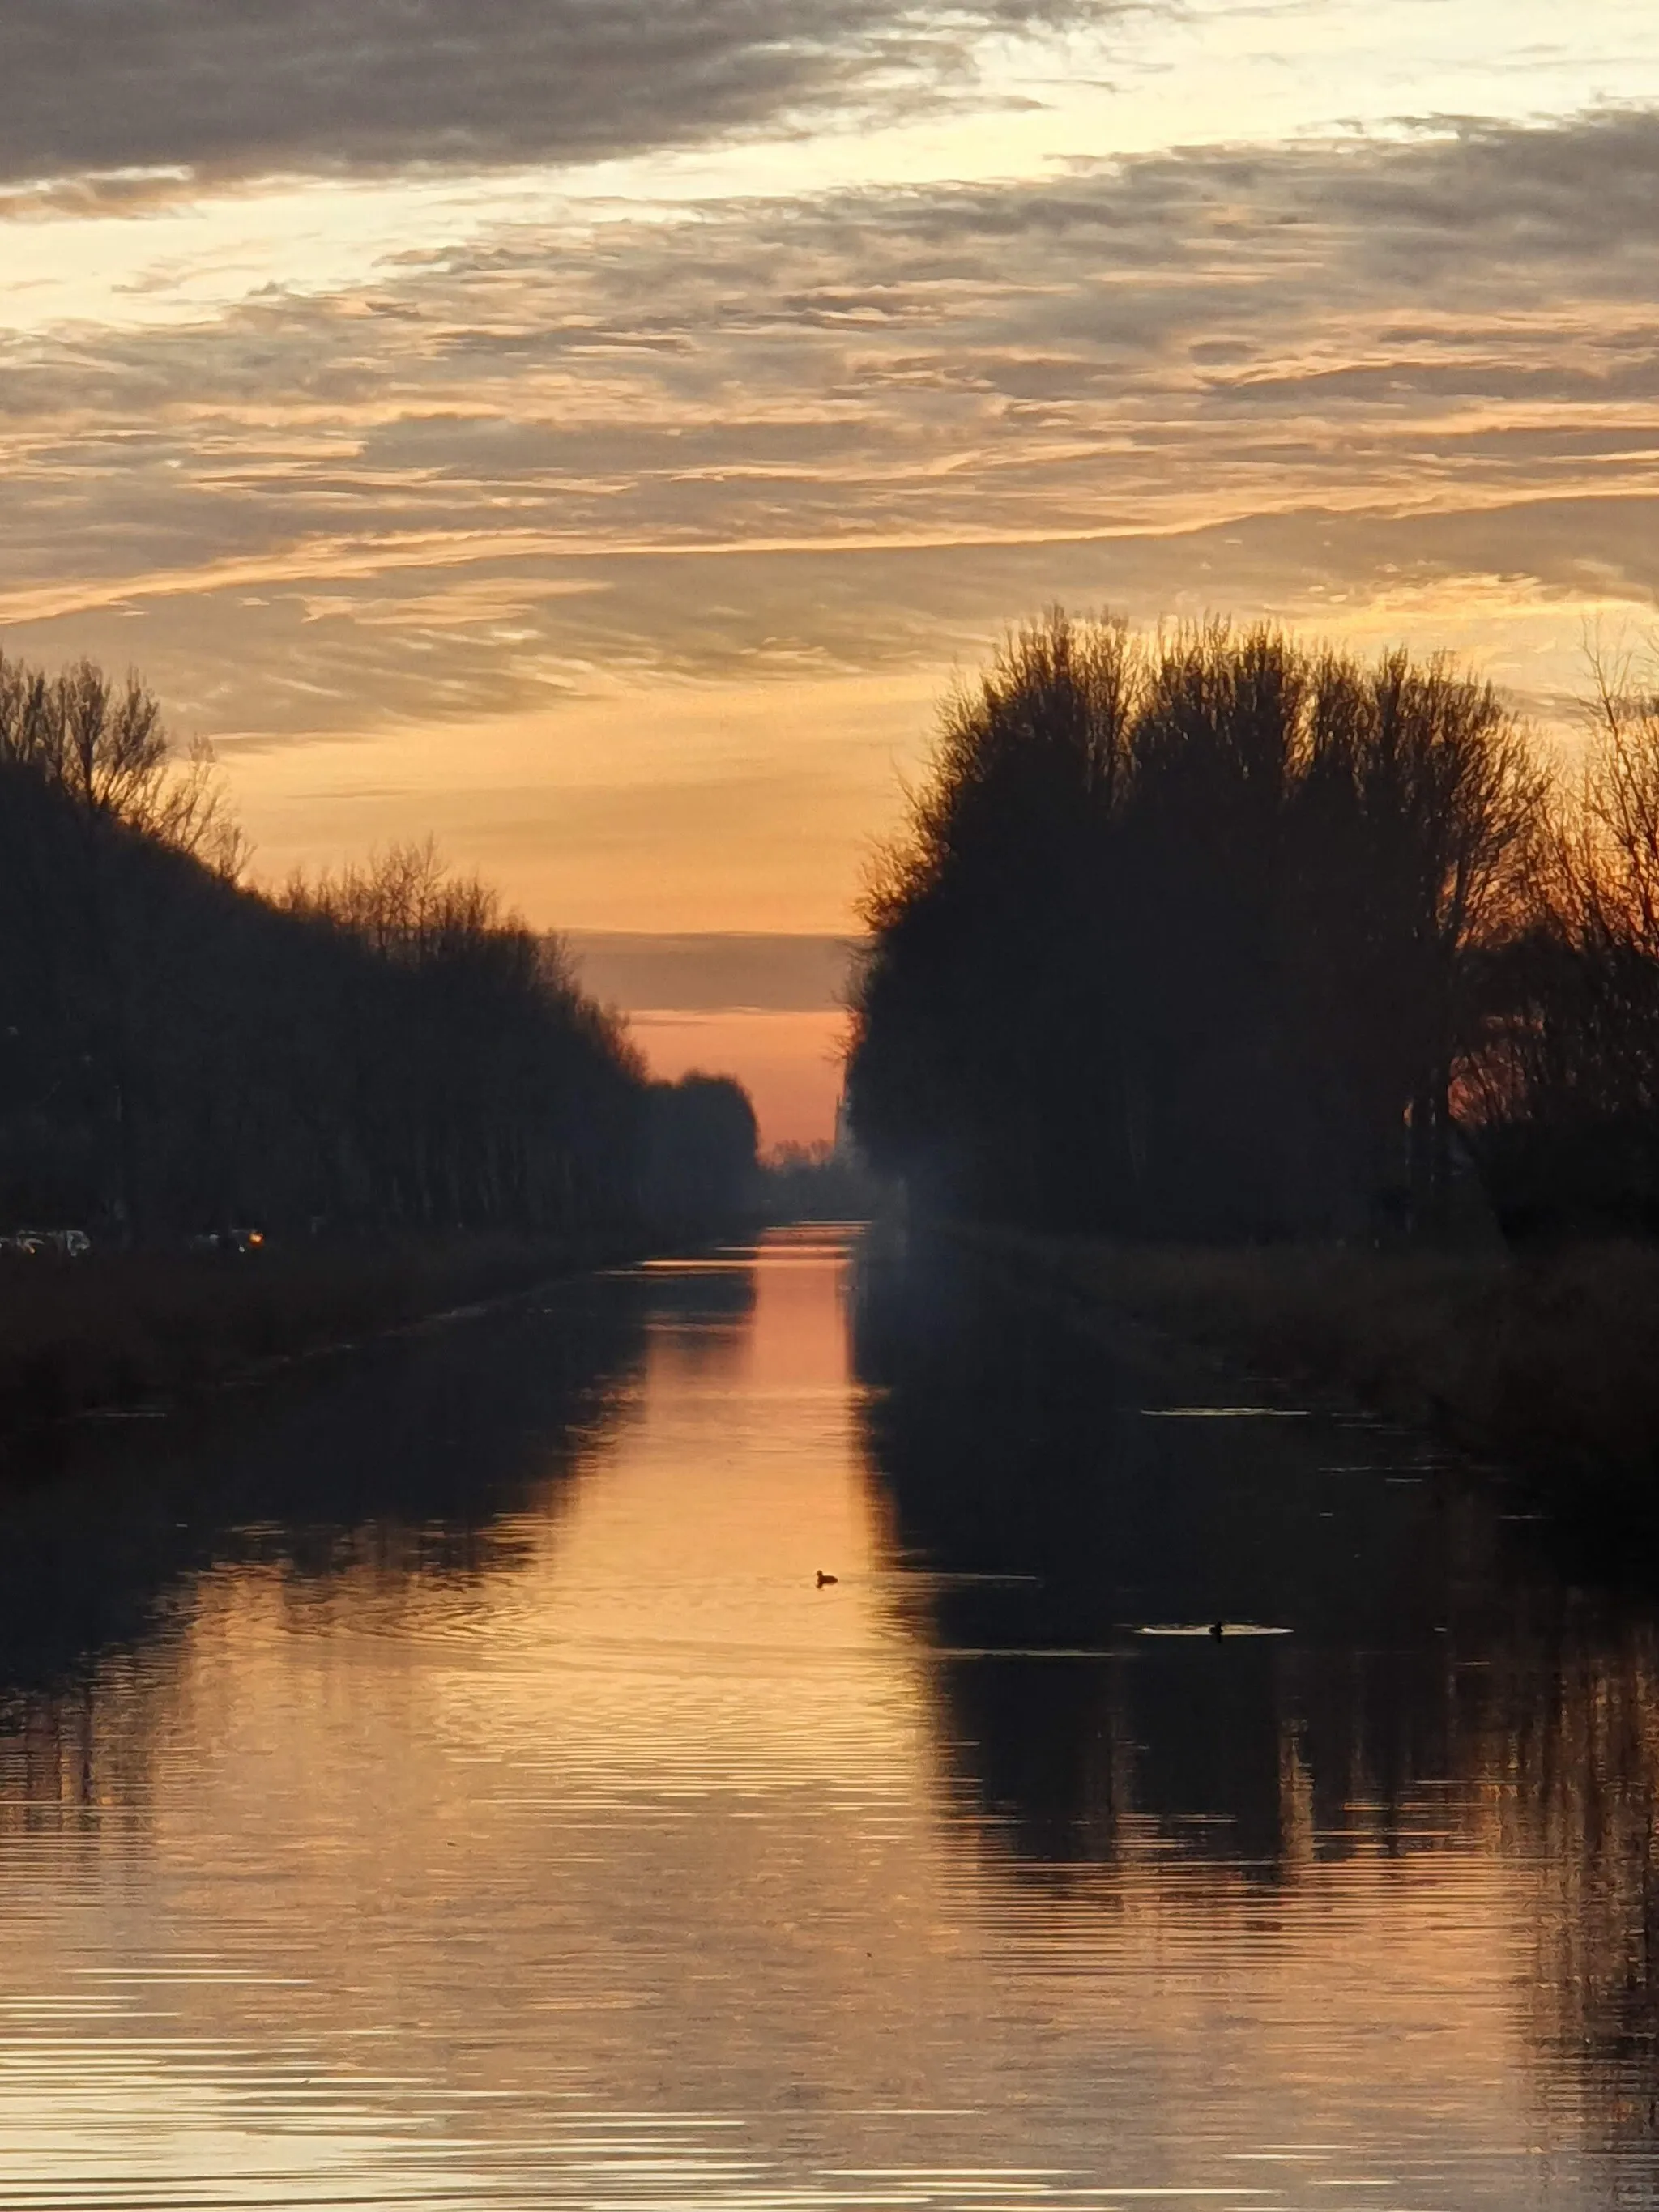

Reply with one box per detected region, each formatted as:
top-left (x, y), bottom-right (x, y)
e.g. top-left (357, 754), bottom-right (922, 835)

top-left (1, 1225), bottom-right (1657, 2209)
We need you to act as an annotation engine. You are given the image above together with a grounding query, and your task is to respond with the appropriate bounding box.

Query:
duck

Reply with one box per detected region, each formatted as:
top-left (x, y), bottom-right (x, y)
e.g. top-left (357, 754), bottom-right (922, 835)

top-left (816, 1570), bottom-right (838, 1588)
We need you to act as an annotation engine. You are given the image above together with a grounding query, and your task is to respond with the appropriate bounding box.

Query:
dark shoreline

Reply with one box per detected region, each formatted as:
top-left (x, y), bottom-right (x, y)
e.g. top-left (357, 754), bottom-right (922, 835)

top-left (947, 1224), bottom-right (1659, 1515)
top-left (0, 1229), bottom-right (676, 1439)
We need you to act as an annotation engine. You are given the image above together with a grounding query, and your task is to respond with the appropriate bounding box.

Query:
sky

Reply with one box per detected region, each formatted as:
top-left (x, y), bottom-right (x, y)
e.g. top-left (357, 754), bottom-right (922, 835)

top-left (4, 1), bottom-right (1658, 1140)
top-left (566, 932), bottom-right (856, 1155)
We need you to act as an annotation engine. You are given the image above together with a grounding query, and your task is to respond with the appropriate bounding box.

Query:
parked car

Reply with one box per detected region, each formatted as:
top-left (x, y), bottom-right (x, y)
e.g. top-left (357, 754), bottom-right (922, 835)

top-left (1, 1228), bottom-right (91, 1257)
top-left (185, 1227), bottom-right (267, 1256)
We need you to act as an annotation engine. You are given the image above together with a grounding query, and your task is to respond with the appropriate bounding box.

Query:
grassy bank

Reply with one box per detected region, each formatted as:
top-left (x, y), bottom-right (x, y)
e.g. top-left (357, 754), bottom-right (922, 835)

top-left (0, 1230), bottom-right (651, 1433)
top-left (956, 1226), bottom-right (1659, 1502)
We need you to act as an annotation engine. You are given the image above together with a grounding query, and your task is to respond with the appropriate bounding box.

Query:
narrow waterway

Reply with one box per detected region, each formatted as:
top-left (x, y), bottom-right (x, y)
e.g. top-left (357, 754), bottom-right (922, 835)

top-left (2, 1225), bottom-right (1657, 2210)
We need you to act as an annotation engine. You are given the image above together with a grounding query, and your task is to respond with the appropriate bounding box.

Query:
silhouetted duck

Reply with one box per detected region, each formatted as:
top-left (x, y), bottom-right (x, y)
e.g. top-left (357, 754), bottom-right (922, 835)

top-left (816, 1571), bottom-right (838, 1588)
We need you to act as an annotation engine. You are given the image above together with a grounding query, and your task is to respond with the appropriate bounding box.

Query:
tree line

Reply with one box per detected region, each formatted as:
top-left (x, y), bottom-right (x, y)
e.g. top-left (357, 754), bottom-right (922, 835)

top-left (847, 612), bottom-right (1659, 1243)
top-left (0, 652), bottom-right (757, 1244)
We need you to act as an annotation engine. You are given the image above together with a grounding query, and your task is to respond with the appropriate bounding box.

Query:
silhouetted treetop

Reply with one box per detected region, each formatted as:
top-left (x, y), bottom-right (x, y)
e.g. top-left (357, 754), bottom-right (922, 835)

top-left (848, 611), bottom-right (1546, 1240)
top-left (0, 651), bottom-right (754, 1245)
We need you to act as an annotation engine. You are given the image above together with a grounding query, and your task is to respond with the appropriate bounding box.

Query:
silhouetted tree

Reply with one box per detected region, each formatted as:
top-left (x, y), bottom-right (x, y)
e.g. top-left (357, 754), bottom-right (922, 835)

top-left (642, 1074), bottom-right (760, 1229)
top-left (1462, 660), bottom-right (1659, 1238)
top-left (852, 612), bottom-right (1138, 1225)
top-left (848, 612), bottom-right (1539, 1240)
top-left (762, 1140), bottom-right (880, 1221)
top-left (0, 652), bottom-right (754, 1246)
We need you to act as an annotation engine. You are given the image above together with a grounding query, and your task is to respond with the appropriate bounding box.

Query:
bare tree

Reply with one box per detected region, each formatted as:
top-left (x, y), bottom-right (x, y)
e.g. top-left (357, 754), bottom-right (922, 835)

top-left (851, 612), bottom-right (1544, 1241)
top-left (0, 653), bottom-right (725, 1244)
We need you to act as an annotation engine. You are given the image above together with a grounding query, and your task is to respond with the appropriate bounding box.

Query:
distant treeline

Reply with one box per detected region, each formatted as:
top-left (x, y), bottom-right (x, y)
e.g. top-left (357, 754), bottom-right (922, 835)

top-left (847, 612), bottom-right (1659, 1243)
top-left (761, 1140), bottom-right (881, 1221)
top-left (0, 652), bottom-right (757, 1243)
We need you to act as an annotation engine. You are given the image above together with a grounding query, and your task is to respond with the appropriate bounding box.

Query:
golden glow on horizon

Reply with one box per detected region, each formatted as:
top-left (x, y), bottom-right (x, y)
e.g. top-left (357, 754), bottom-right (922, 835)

top-left (5, 0), bottom-right (1659, 1128)
top-left (629, 1011), bottom-right (851, 1149)
top-left (228, 671), bottom-right (944, 939)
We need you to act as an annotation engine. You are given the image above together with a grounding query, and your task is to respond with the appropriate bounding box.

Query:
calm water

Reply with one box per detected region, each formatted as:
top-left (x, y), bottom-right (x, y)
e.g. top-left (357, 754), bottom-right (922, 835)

top-left (2, 1225), bottom-right (1658, 2210)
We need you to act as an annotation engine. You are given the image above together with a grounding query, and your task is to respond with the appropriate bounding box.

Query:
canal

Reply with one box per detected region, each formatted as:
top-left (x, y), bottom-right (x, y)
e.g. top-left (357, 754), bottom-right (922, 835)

top-left (0, 1224), bottom-right (1656, 2209)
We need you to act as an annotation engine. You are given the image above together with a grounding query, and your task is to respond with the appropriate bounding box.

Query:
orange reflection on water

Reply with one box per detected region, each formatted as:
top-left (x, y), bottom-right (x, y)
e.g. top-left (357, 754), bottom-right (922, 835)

top-left (0, 1228), bottom-right (1654, 2210)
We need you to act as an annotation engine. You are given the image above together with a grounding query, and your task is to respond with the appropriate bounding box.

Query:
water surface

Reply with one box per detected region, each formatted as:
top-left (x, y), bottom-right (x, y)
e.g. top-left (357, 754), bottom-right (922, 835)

top-left (2, 1225), bottom-right (1657, 2210)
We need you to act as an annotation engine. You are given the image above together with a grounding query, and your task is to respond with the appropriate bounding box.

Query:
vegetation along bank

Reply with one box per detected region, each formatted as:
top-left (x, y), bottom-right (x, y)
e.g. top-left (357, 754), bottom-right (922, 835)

top-left (0, 650), bottom-right (764, 1430)
top-left (956, 1226), bottom-right (1659, 1509)
top-left (847, 612), bottom-right (1659, 1492)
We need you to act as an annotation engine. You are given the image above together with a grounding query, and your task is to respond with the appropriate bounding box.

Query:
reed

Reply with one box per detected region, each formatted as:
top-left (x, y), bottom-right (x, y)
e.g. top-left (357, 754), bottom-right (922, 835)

top-left (962, 1228), bottom-right (1659, 1502)
top-left (0, 1233), bottom-right (639, 1433)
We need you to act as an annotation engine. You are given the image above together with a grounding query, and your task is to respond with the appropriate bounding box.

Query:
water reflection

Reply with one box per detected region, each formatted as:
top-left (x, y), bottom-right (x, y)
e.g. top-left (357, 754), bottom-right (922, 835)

top-left (0, 1276), bottom-right (646, 1696)
top-left (0, 1226), bottom-right (1657, 2207)
top-left (853, 1227), bottom-right (1659, 2182)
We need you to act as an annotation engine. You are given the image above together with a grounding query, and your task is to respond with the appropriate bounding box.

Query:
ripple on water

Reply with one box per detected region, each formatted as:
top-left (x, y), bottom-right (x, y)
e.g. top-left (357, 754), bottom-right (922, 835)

top-left (1133, 1624), bottom-right (1294, 1639)
top-left (0, 1230), bottom-right (1648, 2212)
top-left (1139, 1406), bottom-right (1311, 1420)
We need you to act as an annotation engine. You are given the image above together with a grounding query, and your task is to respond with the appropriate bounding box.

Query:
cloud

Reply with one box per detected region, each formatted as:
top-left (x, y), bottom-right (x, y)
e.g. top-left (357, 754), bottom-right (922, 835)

top-left (2, 104), bottom-right (1657, 757)
top-left (1, 0), bottom-right (1124, 190)
top-left (565, 932), bottom-right (858, 1012)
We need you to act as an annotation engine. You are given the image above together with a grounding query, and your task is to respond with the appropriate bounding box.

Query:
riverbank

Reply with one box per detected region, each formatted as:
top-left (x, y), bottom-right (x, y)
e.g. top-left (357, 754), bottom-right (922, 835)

top-left (953, 1226), bottom-right (1659, 1507)
top-left (0, 1230), bottom-right (653, 1434)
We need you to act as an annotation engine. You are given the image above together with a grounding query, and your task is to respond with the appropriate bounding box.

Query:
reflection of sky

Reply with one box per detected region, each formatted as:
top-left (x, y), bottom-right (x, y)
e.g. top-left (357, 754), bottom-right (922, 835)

top-left (0, 1230), bottom-right (1648, 2208)
top-left (3, 0), bottom-right (1657, 965)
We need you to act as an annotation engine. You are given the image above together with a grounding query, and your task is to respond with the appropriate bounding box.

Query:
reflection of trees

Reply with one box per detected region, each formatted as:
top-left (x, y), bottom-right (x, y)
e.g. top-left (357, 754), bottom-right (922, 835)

top-left (0, 1274), bottom-right (647, 1826)
top-left (632, 1255), bottom-right (759, 1381)
top-left (1469, 1620), bottom-right (1659, 2157)
top-left (0, 1680), bottom-right (97, 1835)
top-left (853, 1234), bottom-right (1659, 2152)
top-left (851, 1232), bottom-right (1479, 1863)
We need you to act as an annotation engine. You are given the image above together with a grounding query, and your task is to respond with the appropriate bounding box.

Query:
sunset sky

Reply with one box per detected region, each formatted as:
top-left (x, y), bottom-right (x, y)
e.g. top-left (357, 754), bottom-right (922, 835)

top-left (5, 1), bottom-right (1657, 1139)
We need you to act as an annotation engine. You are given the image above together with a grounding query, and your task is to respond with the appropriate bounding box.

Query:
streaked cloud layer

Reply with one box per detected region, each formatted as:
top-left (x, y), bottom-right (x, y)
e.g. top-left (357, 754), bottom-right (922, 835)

top-left (7, 110), bottom-right (1655, 707)
top-left (2, 0), bottom-right (1124, 188)
top-left (2, 2), bottom-right (1657, 1128)
top-left (568, 935), bottom-right (855, 1013)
